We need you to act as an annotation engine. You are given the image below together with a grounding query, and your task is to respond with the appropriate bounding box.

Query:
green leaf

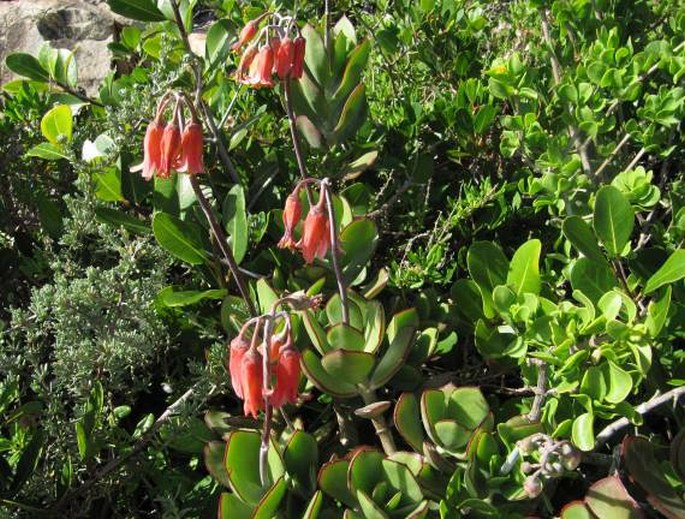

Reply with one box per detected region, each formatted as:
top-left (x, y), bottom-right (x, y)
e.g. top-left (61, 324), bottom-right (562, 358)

top-left (333, 40), bottom-right (371, 105)
top-left (94, 167), bottom-right (124, 202)
top-left (301, 349), bottom-right (358, 398)
top-left (5, 53), bottom-right (50, 81)
top-left (326, 324), bottom-right (366, 351)
top-left (302, 24), bottom-right (329, 86)
top-left (593, 186), bottom-right (634, 257)
top-left (26, 142), bottom-right (70, 161)
top-left (206, 19), bottom-right (234, 66)
top-left (321, 349), bottom-right (375, 384)
top-left (157, 286), bottom-right (226, 307)
top-left (9, 431), bottom-right (44, 495)
top-left (507, 239), bottom-right (541, 295)
top-left (283, 431), bottom-right (318, 494)
top-left (252, 477), bottom-right (287, 519)
top-left (560, 501), bottom-right (593, 519)
top-left (572, 412), bottom-right (595, 451)
top-left (586, 476), bottom-right (643, 519)
top-left (152, 212), bottom-right (208, 265)
top-left (341, 218), bottom-right (378, 285)
top-left (204, 442), bottom-right (232, 489)
top-left (302, 490), bottom-right (323, 519)
top-left (94, 207), bottom-right (150, 234)
top-left (371, 325), bottom-right (416, 389)
top-left (643, 249), bottom-right (685, 294)
top-left (393, 393), bottom-right (425, 452)
top-left (357, 489), bottom-right (389, 518)
top-left (570, 257), bottom-right (618, 303)
top-left (563, 216), bottom-right (605, 263)
top-left (218, 492), bottom-right (252, 519)
top-left (222, 182), bottom-right (248, 265)
top-left (41, 104), bottom-right (73, 145)
top-left (108, 0), bottom-right (166, 21)
top-left (332, 83), bottom-right (368, 144)
top-left (318, 460), bottom-right (357, 509)
top-left (604, 361), bottom-right (632, 404)
top-left (646, 286), bottom-right (671, 336)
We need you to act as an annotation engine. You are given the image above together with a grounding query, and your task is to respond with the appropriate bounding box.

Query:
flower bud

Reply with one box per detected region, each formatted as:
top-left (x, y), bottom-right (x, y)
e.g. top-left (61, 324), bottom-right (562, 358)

top-left (141, 118), bottom-right (164, 180)
top-left (278, 191), bottom-right (302, 249)
top-left (297, 191), bottom-right (331, 264)
top-left (228, 334), bottom-right (249, 399)
top-left (241, 348), bottom-right (264, 418)
top-left (231, 20), bottom-right (258, 51)
top-left (276, 36), bottom-right (295, 79)
top-left (523, 476), bottom-right (543, 498)
top-left (159, 122), bottom-right (182, 178)
top-left (178, 121), bottom-right (204, 175)
top-left (291, 36), bottom-right (306, 79)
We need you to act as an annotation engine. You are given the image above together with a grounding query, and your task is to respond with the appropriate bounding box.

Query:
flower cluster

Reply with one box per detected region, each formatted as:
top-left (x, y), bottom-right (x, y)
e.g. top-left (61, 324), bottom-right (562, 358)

top-left (278, 183), bottom-right (332, 264)
top-left (228, 318), bottom-right (301, 417)
top-left (232, 13), bottom-right (306, 88)
top-left (139, 93), bottom-right (204, 180)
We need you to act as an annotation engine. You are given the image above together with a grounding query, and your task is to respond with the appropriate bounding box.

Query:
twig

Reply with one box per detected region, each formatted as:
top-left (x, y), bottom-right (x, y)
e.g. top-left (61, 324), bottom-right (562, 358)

top-left (540, 8), bottom-right (593, 178)
top-left (367, 177), bottom-right (413, 219)
top-left (54, 384), bottom-right (207, 511)
top-left (169, 0), bottom-right (240, 184)
top-left (527, 359), bottom-right (548, 422)
top-left (594, 386), bottom-right (685, 448)
top-left (624, 147), bottom-right (646, 173)
top-left (594, 133), bottom-right (631, 180)
top-left (359, 387), bottom-right (397, 455)
top-left (189, 175), bottom-right (257, 316)
top-left (55, 81), bottom-right (105, 108)
top-left (283, 79), bottom-right (314, 205)
top-left (322, 179), bottom-right (349, 324)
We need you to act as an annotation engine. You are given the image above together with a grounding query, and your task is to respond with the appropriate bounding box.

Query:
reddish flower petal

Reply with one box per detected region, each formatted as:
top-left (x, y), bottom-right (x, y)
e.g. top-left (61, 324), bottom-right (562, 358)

top-left (278, 192), bottom-right (302, 249)
top-left (272, 346), bottom-right (301, 408)
top-left (159, 123), bottom-right (182, 178)
top-left (241, 349), bottom-right (264, 418)
top-left (299, 199), bottom-right (330, 264)
top-left (179, 122), bottom-right (204, 175)
top-left (228, 335), bottom-right (249, 399)
top-left (231, 20), bottom-right (258, 51)
top-left (291, 36), bottom-right (306, 79)
top-left (142, 119), bottom-right (164, 180)
top-left (276, 37), bottom-right (295, 79)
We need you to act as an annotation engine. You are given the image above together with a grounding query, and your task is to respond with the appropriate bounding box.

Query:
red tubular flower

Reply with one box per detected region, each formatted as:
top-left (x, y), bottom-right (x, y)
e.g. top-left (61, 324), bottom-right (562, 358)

top-left (231, 20), bottom-right (258, 51)
top-left (271, 344), bottom-right (301, 409)
top-left (278, 191), bottom-right (302, 249)
top-left (178, 121), bottom-right (204, 174)
top-left (298, 195), bottom-right (330, 264)
top-left (276, 36), bottom-right (295, 79)
top-left (158, 122), bottom-right (182, 179)
top-left (141, 118), bottom-right (164, 180)
top-left (270, 36), bottom-right (281, 72)
top-left (291, 36), bottom-right (306, 79)
top-left (228, 334), bottom-right (249, 399)
top-left (241, 348), bottom-right (264, 418)
top-left (241, 45), bottom-right (274, 88)
top-left (236, 45), bottom-right (258, 83)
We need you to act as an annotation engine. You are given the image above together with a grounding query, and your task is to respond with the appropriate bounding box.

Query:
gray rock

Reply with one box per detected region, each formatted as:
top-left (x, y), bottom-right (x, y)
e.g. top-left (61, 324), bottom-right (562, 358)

top-left (0, 0), bottom-right (120, 96)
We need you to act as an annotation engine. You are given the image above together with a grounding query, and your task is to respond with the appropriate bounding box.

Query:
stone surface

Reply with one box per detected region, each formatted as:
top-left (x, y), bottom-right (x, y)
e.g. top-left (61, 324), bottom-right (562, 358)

top-left (0, 0), bottom-right (119, 95)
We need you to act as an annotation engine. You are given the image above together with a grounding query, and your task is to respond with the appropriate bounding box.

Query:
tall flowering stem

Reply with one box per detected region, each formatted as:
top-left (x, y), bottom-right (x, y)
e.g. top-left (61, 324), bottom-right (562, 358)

top-left (284, 79), bottom-right (314, 205)
top-left (189, 176), bottom-right (257, 317)
top-left (322, 179), bottom-right (350, 325)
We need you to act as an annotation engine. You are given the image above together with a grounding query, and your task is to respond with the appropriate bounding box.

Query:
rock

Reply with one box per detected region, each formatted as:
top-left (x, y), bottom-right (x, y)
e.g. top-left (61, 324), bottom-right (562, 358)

top-left (0, 0), bottom-right (119, 95)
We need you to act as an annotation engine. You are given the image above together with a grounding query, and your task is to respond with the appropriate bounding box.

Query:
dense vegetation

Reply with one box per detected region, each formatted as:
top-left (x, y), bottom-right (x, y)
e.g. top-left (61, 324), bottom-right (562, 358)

top-left (1, 0), bottom-right (684, 517)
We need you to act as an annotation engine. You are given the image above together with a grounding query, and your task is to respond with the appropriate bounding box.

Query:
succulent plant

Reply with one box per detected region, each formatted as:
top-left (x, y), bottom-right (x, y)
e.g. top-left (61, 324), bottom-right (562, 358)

top-left (289, 17), bottom-right (370, 149)
top-left (318, 449), bottom-right (431, 518)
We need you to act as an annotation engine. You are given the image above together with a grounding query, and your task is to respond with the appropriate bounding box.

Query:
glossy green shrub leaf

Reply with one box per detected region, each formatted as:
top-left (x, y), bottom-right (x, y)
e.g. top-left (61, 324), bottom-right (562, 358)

top-left (604, 361), bottom-right (633, 404)
top-left (301, 349), bottom-right (358, 398)
top-left (363, 301), bottom-right (386, 353)
top-left (333, 40), bottom-right (371, 104)
top-left (643, 249), bottom-right (685, 294)
top-left (205, 19), bottom-right (234, 66)
top-left (222, 185), bottom-right (248, 264)
top-left (333, 83), bottom-right (368, 144)
top-left (302, 24), bottom-right (329, 86)
top-left (326, 293), bottom-right (364, 329)
top-left (321, 349), bottom-right (375, 384)
top-left (646, 286), bottom-right (671, 336)
top-left (302, 490), bottom-right (323, 519)
top-left (507, 239), bottom-right (541, 295)
top-left (572, 412), bottom-right (595, 452)
top-left (152, 213), bottom-right (208, 265)
top-left (467, 241), bottom-right (509, 315)
top-left (357, 489), bottom-right (389, 518)
top-left (593, 186), bottom-right (634, 257)
top-left (570, 257), bottom-right (618, 302)
top-left (26, 142), bottom-right (70, 161)
top-left (157, 286), bottom-right (226, 307)
top-left (394, 393), bottom-right (425, 452)
top-left (5, 53), bottom-right (50, 82)
top-left (41, 104), bottom-right (72, 145)
top-left (563, 216), bottom-right (605, 263)
top-left (108, 0), bottom-right (166, 21)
